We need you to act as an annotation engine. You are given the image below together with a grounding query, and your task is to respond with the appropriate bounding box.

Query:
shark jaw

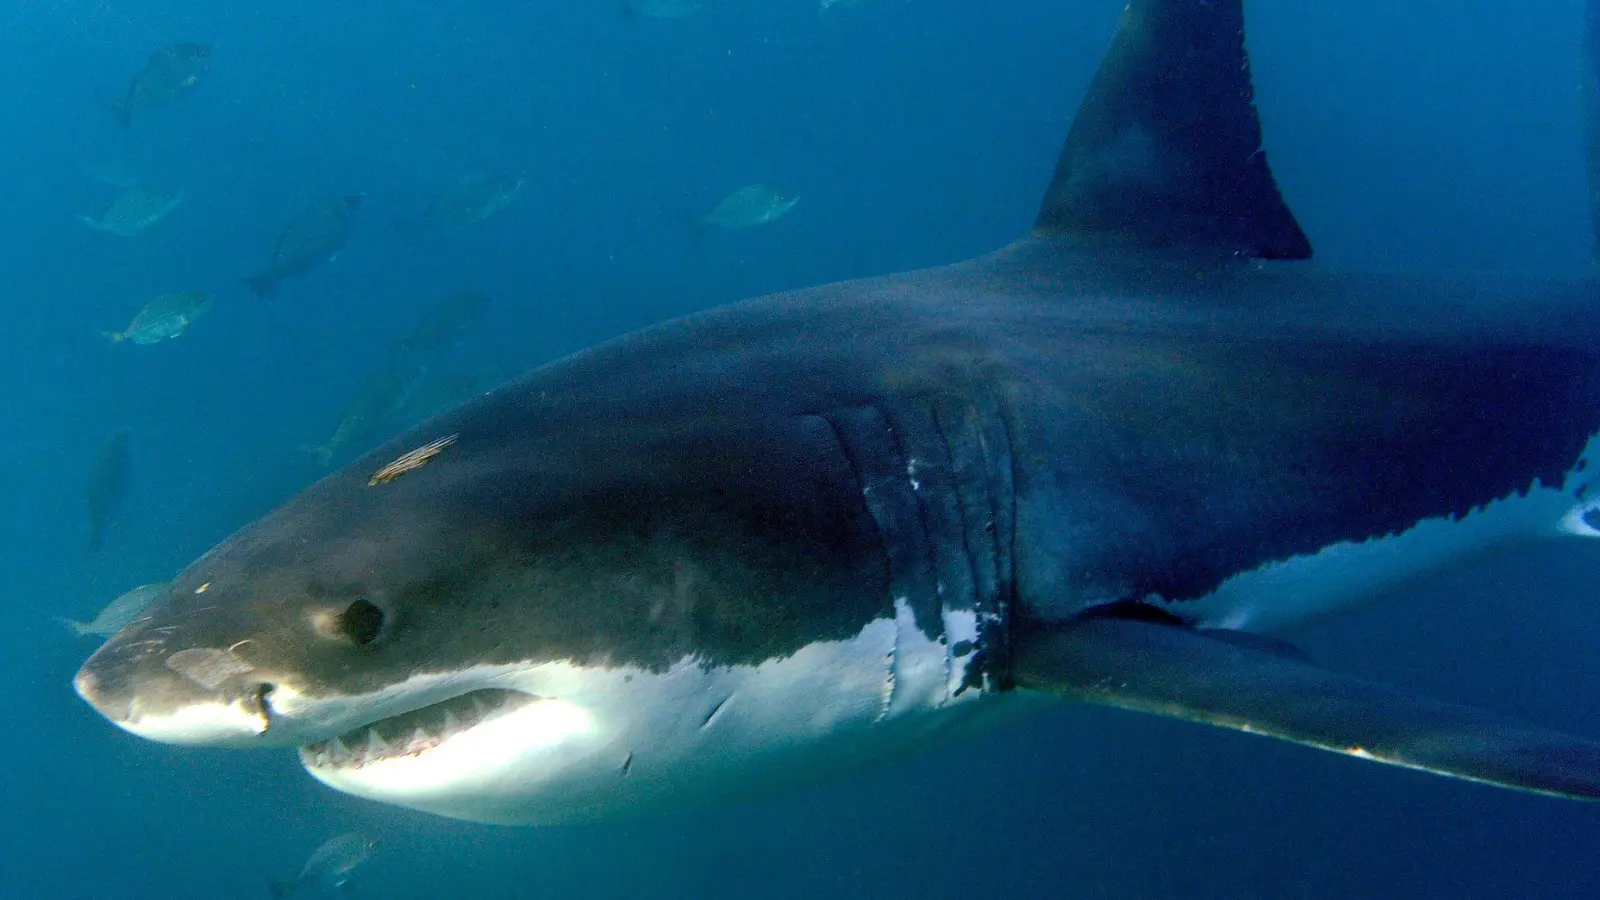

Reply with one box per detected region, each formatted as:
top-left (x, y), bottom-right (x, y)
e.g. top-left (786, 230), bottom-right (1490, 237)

top-left (294, 603), bottom-right (988, 826)
top-left (299, 687), bottom-right (603, 823)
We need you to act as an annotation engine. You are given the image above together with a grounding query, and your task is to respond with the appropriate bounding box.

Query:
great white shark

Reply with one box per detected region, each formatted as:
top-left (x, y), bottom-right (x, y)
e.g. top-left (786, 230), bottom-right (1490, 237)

top-left (75, 0), bottom-right (1600, 825)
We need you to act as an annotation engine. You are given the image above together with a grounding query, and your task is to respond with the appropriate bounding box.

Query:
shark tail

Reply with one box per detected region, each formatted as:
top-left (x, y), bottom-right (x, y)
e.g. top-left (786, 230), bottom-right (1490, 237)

top-left (108, 99), bottom-right (131, 127)
top-left (99, 330), bottom-right (127, 343)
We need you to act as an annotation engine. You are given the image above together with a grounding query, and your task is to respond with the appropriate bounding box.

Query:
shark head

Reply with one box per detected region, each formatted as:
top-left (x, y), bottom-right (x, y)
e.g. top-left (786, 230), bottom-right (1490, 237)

top-left (74, 348), bottom-right (1002, 824)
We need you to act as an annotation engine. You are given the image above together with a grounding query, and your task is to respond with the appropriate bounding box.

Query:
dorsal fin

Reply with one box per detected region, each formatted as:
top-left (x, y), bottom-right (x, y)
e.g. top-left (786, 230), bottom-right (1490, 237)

top-left (1033, 0), bottom-right (1311, 260)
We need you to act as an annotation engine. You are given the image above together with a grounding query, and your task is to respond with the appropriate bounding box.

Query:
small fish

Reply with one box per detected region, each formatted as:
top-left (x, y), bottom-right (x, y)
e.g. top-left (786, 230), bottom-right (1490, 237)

top-left (621, 0), bottom-right (703, 18)
top-left (369, 434), bottom-right (458, 486)
top-left (396, 291), bottom-right (492, 358)
top-left (57, 581), bottom-right (170, 638)
top-left (86, 432), bottom-right (130, 553)
top-left (697, 184), bottom-right (799, 230)
top-left (110, 43), bottom-right (212, 126)
top-left (269, 832), bottom-right (377, 898)
top-left (303, 361), bottom-right (428, 465)
top-left (245, 195), bottom-right (364, 299)
top-left (80, 184), bottom-right (183, 237)
top-left (401, 174), bottom-right (524, 235)
top-left (394, 367), bottom-right (508, 424)
top-left (101, 291), bottom-right (214, 344)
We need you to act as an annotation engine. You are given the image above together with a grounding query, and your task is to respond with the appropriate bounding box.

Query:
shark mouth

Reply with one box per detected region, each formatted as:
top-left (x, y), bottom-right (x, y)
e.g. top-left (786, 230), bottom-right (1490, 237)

top-left (298, 688), bottom-right (537, 770)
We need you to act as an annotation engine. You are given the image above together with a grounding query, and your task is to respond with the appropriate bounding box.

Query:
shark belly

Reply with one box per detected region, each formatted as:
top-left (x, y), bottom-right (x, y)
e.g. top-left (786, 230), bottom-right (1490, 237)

top-left (303, 600), bottom-right (996, 825)
top-left (1164, 436), bottom-right (1600, 635)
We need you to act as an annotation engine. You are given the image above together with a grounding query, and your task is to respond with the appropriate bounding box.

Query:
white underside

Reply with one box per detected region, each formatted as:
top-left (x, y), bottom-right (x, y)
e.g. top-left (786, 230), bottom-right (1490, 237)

top-left (1163, 435), bottom-right (1600, 634)
top-left (303, 599), bottom-right (990, 825)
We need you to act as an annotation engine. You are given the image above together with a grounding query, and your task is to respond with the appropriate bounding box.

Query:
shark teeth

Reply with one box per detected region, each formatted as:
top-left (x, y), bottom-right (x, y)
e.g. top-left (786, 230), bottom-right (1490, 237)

top-left (299, 689), bottom-right (533, 770)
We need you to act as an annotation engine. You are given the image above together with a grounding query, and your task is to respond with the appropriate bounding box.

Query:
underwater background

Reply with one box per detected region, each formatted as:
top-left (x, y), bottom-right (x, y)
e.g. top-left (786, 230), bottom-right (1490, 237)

top-left (5, 0), bottom-right (1600, 897)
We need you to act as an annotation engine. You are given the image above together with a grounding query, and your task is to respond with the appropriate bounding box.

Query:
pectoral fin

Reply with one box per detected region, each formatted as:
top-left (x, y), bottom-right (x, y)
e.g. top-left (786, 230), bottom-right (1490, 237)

top-left (1012, 615), bottom-right (1600, 801)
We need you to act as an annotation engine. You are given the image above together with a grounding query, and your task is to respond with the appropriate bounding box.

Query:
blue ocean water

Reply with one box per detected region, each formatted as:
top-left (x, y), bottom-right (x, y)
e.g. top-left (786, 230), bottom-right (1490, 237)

top-left (4, 0), bottom-right (1600, 897)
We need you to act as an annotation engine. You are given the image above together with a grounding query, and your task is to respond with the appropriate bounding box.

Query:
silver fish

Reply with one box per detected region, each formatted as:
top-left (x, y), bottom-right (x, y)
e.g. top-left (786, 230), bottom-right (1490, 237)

top-left (396, 291), bottom-right (492, 358)
top-left (269, 833), bottom-right (376, 898)
top-left (394, 366), bottom-right (508, 425)
top-left (101, 291), bottom-right (214, 345)
top-left (57, 582), bottom-right (170, 638)
top-left (697, 184), bottom-right (799, 230)
top-left (303, 361), bottom-right (428, 466)
top-left (245, 195), bottom-right (364, 299)
top-left (403, 174), bottom-right (524, 235)
top-left (80, 185), bottom-right (183, 237)
top-left (110, 43), bottom-right (212, 126)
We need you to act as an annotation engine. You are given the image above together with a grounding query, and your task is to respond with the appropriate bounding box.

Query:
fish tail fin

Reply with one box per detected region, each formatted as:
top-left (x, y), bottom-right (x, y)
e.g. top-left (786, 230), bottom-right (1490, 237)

top-left (54, 617), bottom-right (92, 637)
top-left (108, 99), bottom-right (130, 127)
top-left (87, 525), bottom-right (105, 553)
top-left (78, 215), bottom-right (106, 232)
top-left (243, 273), bottom-right (278, 299)
top-left (99, 330), bottom-right (126, 343)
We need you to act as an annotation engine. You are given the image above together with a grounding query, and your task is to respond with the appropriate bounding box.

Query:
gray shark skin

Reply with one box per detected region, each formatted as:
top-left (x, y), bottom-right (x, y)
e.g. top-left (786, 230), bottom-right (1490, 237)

top-left (76, 0), bottom-right (1600, 824)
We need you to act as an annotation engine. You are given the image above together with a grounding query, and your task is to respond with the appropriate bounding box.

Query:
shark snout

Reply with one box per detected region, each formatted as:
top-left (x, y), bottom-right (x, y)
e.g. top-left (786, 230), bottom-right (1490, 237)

top-left (74, 642), bottom-right (274, 747)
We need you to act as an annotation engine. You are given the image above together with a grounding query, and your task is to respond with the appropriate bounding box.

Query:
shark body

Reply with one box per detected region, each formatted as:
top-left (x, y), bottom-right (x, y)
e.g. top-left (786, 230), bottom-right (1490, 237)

top-left (76, 0), bottom-right (1600, 824)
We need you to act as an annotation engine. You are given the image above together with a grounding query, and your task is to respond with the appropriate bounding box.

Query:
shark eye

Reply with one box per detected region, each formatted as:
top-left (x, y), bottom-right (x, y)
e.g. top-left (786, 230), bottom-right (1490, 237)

top-left (333, 598), bottom-right (385, 645)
